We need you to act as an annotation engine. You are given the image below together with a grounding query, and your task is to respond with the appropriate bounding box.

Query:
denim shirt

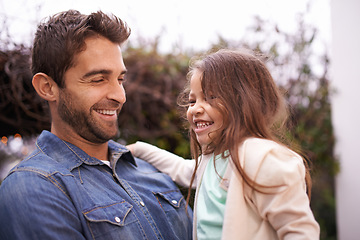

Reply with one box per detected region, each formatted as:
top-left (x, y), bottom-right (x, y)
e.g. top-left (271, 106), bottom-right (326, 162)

top-left (0, 131), bottom-right (192, 240)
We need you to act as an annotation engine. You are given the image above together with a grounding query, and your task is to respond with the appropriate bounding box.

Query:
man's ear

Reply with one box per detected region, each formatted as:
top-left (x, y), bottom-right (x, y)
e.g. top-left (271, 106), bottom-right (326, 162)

top-left (32, 73), bottom-right (59, 101)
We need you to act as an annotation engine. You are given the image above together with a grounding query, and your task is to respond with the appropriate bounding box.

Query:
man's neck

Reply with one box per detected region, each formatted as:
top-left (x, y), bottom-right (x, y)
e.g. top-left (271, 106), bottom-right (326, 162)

top-left (74, 140), bottom-right (110, 161)
top-left (51, 128), bottom-right (110, 161)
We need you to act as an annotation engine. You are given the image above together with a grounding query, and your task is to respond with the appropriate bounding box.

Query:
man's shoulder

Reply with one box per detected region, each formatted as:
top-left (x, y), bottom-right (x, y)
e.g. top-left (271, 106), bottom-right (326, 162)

top-left (133, 156), bottom-right (158, 171)
top-left (0, 148), bottom-right (73, 202)
top-left (8, 147), bottom-right (70, 178)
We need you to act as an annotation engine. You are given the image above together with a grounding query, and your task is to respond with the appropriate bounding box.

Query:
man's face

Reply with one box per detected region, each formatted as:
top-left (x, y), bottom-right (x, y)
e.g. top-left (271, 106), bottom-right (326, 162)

top-left (57, 36), bottom-right (127, 144)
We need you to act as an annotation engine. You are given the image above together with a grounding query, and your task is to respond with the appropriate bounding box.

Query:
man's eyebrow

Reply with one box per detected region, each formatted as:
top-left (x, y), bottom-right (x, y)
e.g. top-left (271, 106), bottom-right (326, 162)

top-left (82, 69), bottom-right (127, 79)
top-left (82, 69), bottom-right (111, 79)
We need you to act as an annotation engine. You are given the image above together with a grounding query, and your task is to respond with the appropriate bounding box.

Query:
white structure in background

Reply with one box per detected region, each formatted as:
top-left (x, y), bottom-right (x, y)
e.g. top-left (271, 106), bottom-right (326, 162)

top-left (331, 0), bottom-right (360, 239)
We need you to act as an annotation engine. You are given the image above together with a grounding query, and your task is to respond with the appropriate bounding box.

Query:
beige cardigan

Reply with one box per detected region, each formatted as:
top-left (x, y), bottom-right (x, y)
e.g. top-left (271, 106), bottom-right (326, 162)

top-left (132, 138), bottom-right (320, 240)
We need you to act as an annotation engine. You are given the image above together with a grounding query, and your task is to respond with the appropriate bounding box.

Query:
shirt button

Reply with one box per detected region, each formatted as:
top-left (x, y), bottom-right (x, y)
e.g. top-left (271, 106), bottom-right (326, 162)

top-left (139, 201), bottom-right (145, 207)
top-left (171, 200), bottom-right (178, 205)
top-left (115, 217), bottom-right (121, 223)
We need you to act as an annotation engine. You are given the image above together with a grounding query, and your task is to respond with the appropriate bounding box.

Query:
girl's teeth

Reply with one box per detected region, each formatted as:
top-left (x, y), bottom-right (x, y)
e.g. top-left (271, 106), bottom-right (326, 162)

top-left (196, 122), bottom-right (210, 128)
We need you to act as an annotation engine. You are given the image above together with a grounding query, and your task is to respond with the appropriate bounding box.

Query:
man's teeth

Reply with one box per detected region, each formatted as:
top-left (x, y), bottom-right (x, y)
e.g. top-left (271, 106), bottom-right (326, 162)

top-left (97, 109), bottom-right (116, 115)
top-left (196, 122), bottom-right (211, 128)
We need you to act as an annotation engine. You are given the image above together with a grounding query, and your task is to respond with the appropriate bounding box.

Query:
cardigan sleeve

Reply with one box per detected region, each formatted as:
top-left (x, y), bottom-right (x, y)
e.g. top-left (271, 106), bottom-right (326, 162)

top-left (130, 141), bottom-right (196, 188)
top-left (240, 138), bottom-right (320, 239)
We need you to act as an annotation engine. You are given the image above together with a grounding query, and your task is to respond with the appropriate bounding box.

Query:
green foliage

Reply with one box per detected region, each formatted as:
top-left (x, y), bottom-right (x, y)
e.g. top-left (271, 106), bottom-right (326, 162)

top-left (0, 46), bottom-right (50, 137)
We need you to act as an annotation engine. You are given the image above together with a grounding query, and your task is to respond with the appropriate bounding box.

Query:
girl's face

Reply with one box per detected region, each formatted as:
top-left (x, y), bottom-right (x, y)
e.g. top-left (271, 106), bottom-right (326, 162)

top-left (186, 69), bottom-right (224, 149)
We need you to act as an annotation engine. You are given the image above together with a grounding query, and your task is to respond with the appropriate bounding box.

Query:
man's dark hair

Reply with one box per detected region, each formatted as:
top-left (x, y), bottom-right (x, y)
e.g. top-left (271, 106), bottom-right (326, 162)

top-left (31, 10), bottom-right (131, 87)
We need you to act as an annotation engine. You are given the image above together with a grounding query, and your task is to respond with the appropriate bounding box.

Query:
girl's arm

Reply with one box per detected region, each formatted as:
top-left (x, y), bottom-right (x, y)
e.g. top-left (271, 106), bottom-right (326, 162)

top-left (128, 141), bottom-right (196, 188)
top-left (241, 139), bottom-right (320, 239)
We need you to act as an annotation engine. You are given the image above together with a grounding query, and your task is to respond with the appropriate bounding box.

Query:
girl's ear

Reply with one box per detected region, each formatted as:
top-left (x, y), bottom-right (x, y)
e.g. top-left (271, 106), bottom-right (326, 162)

top-left (32, 73), bottom-right (59, 101)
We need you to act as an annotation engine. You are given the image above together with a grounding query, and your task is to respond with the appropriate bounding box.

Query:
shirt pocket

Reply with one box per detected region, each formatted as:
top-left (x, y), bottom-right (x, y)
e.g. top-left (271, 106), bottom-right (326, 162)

top-left (83, 201), bottom-right (144, 240)
top-left (154, 190), bottom-right (192, 238)
top-left (154, 190), bottom-right (185, 211)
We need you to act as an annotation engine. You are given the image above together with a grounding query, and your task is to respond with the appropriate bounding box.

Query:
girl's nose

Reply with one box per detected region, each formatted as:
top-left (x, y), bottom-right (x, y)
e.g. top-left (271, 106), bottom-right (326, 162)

top-left (190, 103), bottom-right (204, 115)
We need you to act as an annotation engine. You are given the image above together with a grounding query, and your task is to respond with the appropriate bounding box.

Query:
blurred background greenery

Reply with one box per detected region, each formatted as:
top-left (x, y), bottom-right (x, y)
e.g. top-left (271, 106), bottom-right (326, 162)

top-left (0, 10), bottom-right (337, 240)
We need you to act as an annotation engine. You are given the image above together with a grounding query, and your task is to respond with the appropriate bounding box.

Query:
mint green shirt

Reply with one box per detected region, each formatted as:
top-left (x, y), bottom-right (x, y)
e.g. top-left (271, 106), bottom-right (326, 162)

top-left (197, 153), bottom-right (229, 240)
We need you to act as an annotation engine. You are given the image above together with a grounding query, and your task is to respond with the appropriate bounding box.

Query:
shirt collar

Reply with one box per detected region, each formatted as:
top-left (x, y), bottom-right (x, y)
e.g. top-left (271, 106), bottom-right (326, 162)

top-left (36, 130), bottom-right (136, 172)
top-left (108, 139), bottom-right (137, 166)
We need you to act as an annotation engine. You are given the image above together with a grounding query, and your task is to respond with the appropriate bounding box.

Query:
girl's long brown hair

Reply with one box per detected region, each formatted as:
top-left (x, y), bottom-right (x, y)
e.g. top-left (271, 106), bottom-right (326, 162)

top-left (178, 49), bottom-right (312, 204)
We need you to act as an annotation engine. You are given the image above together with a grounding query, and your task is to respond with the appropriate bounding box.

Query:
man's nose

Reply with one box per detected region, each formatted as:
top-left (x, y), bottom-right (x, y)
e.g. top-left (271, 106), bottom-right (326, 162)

top-left (107, 79), bottom-right (126, 104)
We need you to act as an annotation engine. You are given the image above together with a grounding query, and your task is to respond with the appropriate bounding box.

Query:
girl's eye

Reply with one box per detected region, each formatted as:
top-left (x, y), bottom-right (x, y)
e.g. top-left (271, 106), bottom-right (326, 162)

top-left (205, 95), bottom-right (217, 101)
top-left (188, 99), bottom-right (195, 106)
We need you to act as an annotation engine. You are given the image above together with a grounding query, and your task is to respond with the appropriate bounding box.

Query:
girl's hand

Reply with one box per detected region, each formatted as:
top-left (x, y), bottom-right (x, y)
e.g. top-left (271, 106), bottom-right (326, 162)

top-left (126, 143), bottom-right (136, 155)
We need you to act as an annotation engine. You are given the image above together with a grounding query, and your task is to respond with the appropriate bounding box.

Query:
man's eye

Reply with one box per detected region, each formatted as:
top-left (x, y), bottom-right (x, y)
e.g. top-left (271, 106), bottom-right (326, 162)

top-left (188, 100), bottom-right (195, 106)
top-left (92, 79), bottom-right (104, 83)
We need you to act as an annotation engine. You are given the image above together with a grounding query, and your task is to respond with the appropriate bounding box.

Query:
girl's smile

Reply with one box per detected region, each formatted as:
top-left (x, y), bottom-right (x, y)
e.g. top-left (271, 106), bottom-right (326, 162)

top-left (187, 69), bottom-right (223, 148)
top-left (193, 120), bottom-right (214, 134)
